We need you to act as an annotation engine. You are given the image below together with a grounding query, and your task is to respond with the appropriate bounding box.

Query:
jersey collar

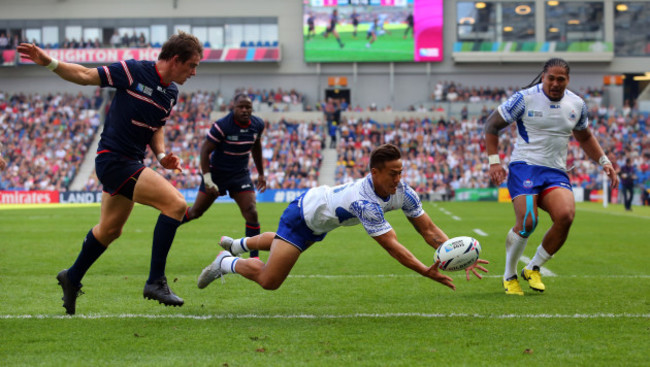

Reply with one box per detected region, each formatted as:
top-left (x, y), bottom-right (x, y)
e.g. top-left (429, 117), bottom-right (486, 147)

top-left (154, 63), bottom-right (171, 87)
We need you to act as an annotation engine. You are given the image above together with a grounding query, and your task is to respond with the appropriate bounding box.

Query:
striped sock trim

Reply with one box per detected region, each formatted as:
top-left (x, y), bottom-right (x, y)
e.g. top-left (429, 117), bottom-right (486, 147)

top-left (231, 258), bottom-right (239, 274)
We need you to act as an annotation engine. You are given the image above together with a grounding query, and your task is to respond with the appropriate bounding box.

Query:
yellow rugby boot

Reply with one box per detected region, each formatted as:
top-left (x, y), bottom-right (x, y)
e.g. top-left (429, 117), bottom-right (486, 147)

top-left (503, 276), bottom-right (524, 296)
top-left (521, 266), bottom-right (545, 292)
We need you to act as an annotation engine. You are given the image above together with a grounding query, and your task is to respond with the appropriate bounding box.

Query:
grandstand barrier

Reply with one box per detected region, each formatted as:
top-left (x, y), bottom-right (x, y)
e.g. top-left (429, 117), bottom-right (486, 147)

top-left (454, 188), bottom-right (498, 201)
top-left (15, 47), bottom-right (281, 64)
top-left (0, 189), bottom-right (309, 205)
top-left (452, 41), bottom-right (614, 63)
top-left (1, 188), bottom-right (629, 205)
top-left (232, 110), bottom-right (448, 124)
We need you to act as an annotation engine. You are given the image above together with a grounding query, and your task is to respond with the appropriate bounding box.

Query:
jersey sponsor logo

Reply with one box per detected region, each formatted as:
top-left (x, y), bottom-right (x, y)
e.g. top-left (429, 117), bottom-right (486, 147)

top-left (559, 182), bottom-right (571, 188)
top-left (240, 129), bottom-right (249, 133)
top-left (228, 135), bottom-right (239, 141)
top-left (550, 104), bottom-right (560, 109)
top-left (523, 179), bottom-right (533, 188)
top-left (136, 83), bottom-right (153, 96)
top-left (241, 184), bottom-right (251, 189)
top-left (157, 86), bottom-right (165, 93)
top-left (527, 110), bottom-right (543, 117)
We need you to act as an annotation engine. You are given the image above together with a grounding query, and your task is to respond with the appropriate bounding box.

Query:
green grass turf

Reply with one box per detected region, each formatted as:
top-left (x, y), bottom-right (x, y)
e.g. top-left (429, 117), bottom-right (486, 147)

top-left (0, 201), bottom-right (648, 366)
top-left (304, 24), bottom-right (413, 63)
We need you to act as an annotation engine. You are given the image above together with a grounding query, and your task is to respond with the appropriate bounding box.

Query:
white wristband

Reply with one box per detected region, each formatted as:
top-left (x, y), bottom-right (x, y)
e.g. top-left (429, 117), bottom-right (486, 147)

top-left (488, 154), bottom-right (501, 165)
top-left (203, 172), bottom-right (219, 191)
top-left (598, 155), bottom-right (611, 166)
top-left (46, 58), bottom-right (59, 71)
top-left (156, 153), bottom-right (166, 162)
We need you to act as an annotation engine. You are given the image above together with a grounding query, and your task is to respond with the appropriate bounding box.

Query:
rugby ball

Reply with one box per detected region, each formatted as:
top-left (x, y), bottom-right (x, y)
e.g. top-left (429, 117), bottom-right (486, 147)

top-left (434, 236), bottom-right (481, 271)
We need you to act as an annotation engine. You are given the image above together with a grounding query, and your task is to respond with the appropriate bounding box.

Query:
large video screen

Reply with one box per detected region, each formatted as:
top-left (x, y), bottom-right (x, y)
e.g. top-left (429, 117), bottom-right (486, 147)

top-left (303, 0), bottom-right (443, 63)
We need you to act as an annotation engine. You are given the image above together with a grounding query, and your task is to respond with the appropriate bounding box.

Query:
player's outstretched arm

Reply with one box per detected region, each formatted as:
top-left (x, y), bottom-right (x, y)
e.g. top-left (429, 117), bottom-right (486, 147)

top-left (17, 43), bottom-right (100, 86)
top-left (408, 214), bottom-right (489, 281)
top-left (373, 230), bottom-right (455, 290)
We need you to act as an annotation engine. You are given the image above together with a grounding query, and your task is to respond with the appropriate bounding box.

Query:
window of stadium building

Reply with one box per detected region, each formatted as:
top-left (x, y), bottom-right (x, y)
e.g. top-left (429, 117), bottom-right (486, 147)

top-left (614, 2), bottom-right (650, 56)
top-left (457, 1), bottom-right (535, 42)
top-left (545, 1), bottom-right (604, 42)
top-left (0, 17), bottom-right (276, 50)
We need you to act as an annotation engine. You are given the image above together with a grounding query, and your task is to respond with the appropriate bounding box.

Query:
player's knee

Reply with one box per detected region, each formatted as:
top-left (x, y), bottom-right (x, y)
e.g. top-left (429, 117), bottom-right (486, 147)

top-left (258, 276), bottom-right (284, 290)
top-left (519, 213), bottom-right (538, 237)
top-left (554, 208), bottom-right (575, 227)
top-left (167, 195), bottom-right (187, 219)
top-left (102, 227), bottom-right (123, 243)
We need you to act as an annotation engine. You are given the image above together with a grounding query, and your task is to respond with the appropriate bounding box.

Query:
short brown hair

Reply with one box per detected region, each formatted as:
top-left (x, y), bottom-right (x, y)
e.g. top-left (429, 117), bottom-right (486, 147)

top-left (158, 30), bottom-right (203, 63)
top-left (370, 144), bottom-right (401, 170)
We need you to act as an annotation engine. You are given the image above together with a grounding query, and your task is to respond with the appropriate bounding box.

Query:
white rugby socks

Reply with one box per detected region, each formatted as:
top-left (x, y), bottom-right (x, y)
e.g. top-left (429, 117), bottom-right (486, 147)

top-left (220, 256), bottom-right (239, 274)
top-left (504, 229), bottom-right (528, 280)
top-left (230, 237), bottom-right (249, 256)
top-left (526, 244), bottom-right (552, 270)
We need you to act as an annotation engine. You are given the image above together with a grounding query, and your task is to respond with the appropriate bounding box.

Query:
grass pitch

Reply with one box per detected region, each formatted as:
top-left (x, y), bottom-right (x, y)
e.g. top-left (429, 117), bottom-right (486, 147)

top-left (304, 24), bottom-right (413, 63)
top-left (0, 201), bottom-right (648, 366)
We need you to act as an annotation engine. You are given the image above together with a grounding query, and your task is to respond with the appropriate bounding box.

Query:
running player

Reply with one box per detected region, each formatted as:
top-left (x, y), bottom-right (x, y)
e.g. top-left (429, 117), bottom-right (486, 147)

top-left (18, 31), bottom-right (203, 314)
top-left (182, 93), bottom-right (266, 259)
top-left (197, 144), bottom-right (489, 292)
top-left (323, 9), bottom-right (345, 48)
top-left (485, 58), bottom-right (618, 295)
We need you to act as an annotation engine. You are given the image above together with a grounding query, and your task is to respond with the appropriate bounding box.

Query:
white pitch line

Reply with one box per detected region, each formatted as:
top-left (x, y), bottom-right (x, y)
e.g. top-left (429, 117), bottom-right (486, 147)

top-left (284, 274), bottom-right (650, 279)
top-left (473, 228), bottom-right (488, 236)
top-left (1, 313), bottom-right (647, 320)
top-left (451, 216), bottom-right (461, 221)
top-left (519, 256), bottom-right (556, 276)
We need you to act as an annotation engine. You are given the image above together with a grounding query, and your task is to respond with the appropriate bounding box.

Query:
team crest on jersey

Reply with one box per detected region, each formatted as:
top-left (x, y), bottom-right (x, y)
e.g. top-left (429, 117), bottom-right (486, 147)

top-left (523, 179), bottom-right (533, 188)
top-left (527, 110), bottom-right (543, 117)
top-left (135, 83), bottom-right (153, 96)
top-left (569, 110), bottom-right (576, 120)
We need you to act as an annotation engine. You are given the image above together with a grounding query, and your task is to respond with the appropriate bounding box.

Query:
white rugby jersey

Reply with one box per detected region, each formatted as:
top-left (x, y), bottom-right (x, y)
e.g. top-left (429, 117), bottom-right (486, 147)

top-left (497, 83), bottom-right (588, 171)
top-left (301, 175), bottom-right (424, 236)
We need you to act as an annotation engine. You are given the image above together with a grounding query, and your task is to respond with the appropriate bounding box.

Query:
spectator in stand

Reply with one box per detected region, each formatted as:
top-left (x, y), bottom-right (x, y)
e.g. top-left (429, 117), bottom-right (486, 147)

top-left (110, 30), bottom-right (121, 48)
top-left (138, 33), bottom-right (148, 48)
top-left (0, 33), bottom-right (9, 49)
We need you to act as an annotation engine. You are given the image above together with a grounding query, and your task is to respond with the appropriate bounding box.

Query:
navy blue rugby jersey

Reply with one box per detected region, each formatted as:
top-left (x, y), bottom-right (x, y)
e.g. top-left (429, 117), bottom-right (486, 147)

top-left (96, 59), bottom-right (178, 161)
top-left (207, 112), bottom-right (264, 174)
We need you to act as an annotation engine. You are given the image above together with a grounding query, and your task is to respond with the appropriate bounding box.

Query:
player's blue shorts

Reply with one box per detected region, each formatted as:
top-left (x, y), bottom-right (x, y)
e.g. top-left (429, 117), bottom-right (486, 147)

top-left (507, 162), bottom-right (572, 199)
top-left (275, 194), bottom-right (327, 252)
top-left (95, 150), bottom-right (145, 200)
top-left (199, 170), bottom-right (254, 197)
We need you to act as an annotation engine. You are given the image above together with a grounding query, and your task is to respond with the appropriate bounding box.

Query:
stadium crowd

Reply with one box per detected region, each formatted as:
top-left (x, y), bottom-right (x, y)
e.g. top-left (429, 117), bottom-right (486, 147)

top-left (332, 94), bottom-right (649, 202)
top-left (1, 87), bottom-right (647, 204)
top-left (0, 90), bottom-right (103, 191)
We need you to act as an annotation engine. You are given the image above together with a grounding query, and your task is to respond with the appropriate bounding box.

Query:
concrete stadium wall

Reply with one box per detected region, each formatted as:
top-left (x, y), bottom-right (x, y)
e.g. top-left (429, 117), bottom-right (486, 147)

top-left (1, 0), bottom-right (647, 109)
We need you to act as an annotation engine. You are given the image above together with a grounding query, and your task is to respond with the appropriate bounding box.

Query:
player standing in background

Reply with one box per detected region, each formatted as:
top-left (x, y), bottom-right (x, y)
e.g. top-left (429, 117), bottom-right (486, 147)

top-left (196, 144), bottom-right (488, 292)
top-left (618, 158), bottom-right (637, 211)
top-left (18, 31), bottom-right (203, 314)
top-left (323, 9), bottom-right (345, 48)
top-left (403, 12), bottom-right (414, 39)
top-left (485, 58), bottom-right (618, 296)
top-left (351, 9), bottom-right (360, 38)
top-left (181, 93), bottom-right (266, 260)
top-left (306, 12), bottom-right (316, 40)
